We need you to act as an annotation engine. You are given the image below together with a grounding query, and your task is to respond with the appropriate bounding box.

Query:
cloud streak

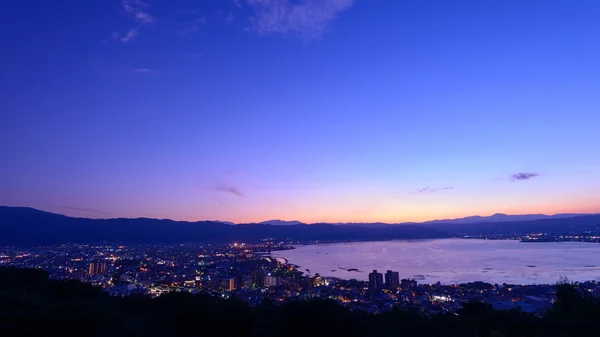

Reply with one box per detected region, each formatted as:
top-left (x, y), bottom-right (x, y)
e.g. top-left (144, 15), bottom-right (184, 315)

top-left (177, 16), bottom-right (208, 36)
top-left (112, 1), bottom-right (353, 44)
top-left (212, 183), bottom-right (245, 197)
top-left (410, 186), bottom-right (454, 195)
top-left (117, 0), bottom-right (154, 43)
top-left (123, 0), bottom-right (154, 24)
top-left (510, 172), bottom-right (540, 181)
top-left (245, 0), bottom-right (354, 40)
top-left (119, 28), bottom-right (138, 42)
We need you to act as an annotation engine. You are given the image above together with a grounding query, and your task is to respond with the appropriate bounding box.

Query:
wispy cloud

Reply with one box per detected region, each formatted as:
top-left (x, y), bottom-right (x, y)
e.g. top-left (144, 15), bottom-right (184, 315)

top-left (410, 186), bottom-right (454, 195)
top-left (123, 0), bottom-right (154, 24)
top-left (111, 0), bottom-right (352, 44)
top-left (432, 186), bottom-right (454, 192)
top-left (245, 0), bottom-right (354, 40)
top-left (130, 68), bottom-right (151, 73)
top-left (411, 187), bottom-right (431, 195)
top-left (212, 183), bottom-right (245, 197)
top-left (177, 16), bottom-right (208, 36)
top-left (118, 28), bottom-right (138, 42)
top-left (116, 0), bottom-right (154, 43)
top-left (225, 11), bottom-right (235, 23)
top-left (510, 172), bottom-right (540, 181)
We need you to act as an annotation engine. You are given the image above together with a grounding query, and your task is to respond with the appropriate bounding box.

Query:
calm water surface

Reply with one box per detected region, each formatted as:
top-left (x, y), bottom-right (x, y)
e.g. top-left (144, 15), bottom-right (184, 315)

top-left (271, 239), bottom-right (600, 285)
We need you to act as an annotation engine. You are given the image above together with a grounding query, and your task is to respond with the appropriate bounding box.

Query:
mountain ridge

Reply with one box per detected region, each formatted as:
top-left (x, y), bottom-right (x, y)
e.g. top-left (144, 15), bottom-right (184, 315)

top-left (3, 206), bottom-right (593, 226)
top-left (1, 206), bottom-right (599, 246)
top-left (259, 220), bottom-right (305, 226)
top-left (0, 206), bottom-right (441, 246)
top-left (419, 212), bottom-right (590, 225)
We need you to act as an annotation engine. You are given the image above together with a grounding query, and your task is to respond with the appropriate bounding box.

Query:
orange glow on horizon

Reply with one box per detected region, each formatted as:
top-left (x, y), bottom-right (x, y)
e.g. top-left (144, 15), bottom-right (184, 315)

top-left (31, 193), bottom-right (600, 224)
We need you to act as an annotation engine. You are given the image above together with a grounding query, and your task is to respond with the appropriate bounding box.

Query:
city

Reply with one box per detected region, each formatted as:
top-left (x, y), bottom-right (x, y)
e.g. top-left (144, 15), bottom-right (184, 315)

top-left (2, 240), bottom-right (599, 315)
top-left (2, 0), bottom-right (600, 335)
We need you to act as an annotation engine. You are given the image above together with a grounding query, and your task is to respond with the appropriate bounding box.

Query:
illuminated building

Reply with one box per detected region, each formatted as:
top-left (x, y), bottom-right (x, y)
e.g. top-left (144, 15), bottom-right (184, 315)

top-left (385, 270), bottom-right (400, 290)
top-left (265, 274), bottom-right (281, 287)
top-left (89, 262), bottom-right (107, 275)
top-left (243, 275), bottom-right (253, 289)
top-left (219, 279), bottom-right (230, 290)
top-left (313, 273), bottom-right (325, 287)
top-left (252, 270), bottom-right (265, 288)
top-left (70, 270), bottom-right (86, 280)
top-left (368, 270), bottom-right (383, 290)
top-left (401, 279), bottom-right (418, 289)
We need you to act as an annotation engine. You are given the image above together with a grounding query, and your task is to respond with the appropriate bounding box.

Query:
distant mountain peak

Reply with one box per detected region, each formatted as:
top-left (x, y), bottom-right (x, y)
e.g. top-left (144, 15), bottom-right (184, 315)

top-left (422, 213), bottom-right (588, 225)
top-left (214, 220), bottom-right (235, 225)
top-left (259, 220), bottom-right (305, 226)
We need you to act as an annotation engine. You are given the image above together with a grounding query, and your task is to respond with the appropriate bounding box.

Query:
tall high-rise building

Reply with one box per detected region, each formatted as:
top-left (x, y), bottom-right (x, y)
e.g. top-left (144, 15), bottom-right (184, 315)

top-left (89, 262), bottom-right (107, 275)
top-left (368, 270), bottom-right (383, 290)
top-left (385, 270), bottom-right (400, 290)
top-left (70, 270), bottom-right (86, 280)
top-left (401, 279), bottom-right (418, 289)
top-left (228, 278), bottom-right (237, 291)
top-left (252, 270), bottom-right (265, 288)
top-left (264, 274), bottom-right (281, 287)
top-left (219, 279), bottom-right (230, 291)
top-left (242, 275), bottom-right (253, 289)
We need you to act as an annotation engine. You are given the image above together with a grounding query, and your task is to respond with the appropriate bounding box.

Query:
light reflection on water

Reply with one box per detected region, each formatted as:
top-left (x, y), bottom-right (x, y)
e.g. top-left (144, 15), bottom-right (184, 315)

top-left (271, 239), bottom-right (600, 285)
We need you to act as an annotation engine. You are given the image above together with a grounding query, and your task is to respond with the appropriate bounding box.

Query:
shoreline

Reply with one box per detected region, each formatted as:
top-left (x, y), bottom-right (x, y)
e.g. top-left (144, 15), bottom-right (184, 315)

top-left (282, 237), bottom-right (600, 246)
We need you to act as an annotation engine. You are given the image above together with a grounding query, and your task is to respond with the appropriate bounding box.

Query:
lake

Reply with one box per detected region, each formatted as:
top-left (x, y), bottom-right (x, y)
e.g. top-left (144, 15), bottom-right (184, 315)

top-left (270, 239), bottom-right (600, 285)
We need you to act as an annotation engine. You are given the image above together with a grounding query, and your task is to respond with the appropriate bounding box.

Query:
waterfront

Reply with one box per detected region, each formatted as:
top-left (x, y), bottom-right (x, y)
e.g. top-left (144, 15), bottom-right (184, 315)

top-left (3, 240), bottom-right (600, 315)
top-left (271, 239), bottom-right (600, 285)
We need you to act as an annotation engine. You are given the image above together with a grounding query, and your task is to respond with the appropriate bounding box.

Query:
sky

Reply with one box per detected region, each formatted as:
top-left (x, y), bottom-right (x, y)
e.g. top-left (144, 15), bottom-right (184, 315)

top-left (1, 0), bottom-right (600, 223)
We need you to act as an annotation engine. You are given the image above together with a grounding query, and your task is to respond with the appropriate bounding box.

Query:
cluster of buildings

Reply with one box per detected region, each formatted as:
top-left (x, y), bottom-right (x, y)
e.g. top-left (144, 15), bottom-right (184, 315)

top-left (461, 232), bottom-right (600, 243)
top-left (368, 269), bottom-right (411, 291)
top-left (1, 241), bottom-right (599, 314)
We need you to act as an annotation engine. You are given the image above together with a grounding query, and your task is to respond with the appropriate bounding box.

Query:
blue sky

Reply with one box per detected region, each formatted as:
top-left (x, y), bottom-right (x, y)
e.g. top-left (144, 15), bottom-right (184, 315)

top-left (1, 0), bottom-right (599, 222)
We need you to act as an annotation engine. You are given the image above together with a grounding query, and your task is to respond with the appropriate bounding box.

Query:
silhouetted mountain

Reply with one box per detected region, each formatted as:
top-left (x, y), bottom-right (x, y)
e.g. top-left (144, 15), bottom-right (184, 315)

top-left (421, 213), bottom-right (589, 225)
top-left (327, 213), bottom-right (593, 228)
top-left (0, 207), bottom-right (233, 246)
top-left (214, 220), bottom-right (236, 225)
top-left (422, 215), bottom-right (600, 235)
top-left (0, 207), bottom-right (443, 246)
top-left (259, 220), bottom-right (305, 226)
top-left (2, 207), bottom-right (599, 246)
top-left (331, 222), bottom-right (411, 228)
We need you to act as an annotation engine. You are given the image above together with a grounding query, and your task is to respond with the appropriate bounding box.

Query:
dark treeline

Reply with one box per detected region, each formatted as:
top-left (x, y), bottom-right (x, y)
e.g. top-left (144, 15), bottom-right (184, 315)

top-left (1, 267), bottom-right (600, 337)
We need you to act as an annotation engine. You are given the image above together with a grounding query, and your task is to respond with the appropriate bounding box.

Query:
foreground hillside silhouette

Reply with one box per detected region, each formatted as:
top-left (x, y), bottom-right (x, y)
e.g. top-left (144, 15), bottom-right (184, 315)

top-left (1, 267), bottom-right (600, 337)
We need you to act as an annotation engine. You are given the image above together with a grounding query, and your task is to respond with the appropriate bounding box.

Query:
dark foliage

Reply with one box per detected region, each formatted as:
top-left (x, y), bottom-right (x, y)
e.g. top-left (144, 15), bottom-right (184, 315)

top-left (1, 267), bottom-right (600, 337)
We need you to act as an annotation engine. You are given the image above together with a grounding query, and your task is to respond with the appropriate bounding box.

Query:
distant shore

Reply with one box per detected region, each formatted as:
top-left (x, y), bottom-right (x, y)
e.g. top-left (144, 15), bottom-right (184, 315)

top-left (270, 239), bottom-right (600, 285)
top-left (283, 238), bottom-right (600, 247)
